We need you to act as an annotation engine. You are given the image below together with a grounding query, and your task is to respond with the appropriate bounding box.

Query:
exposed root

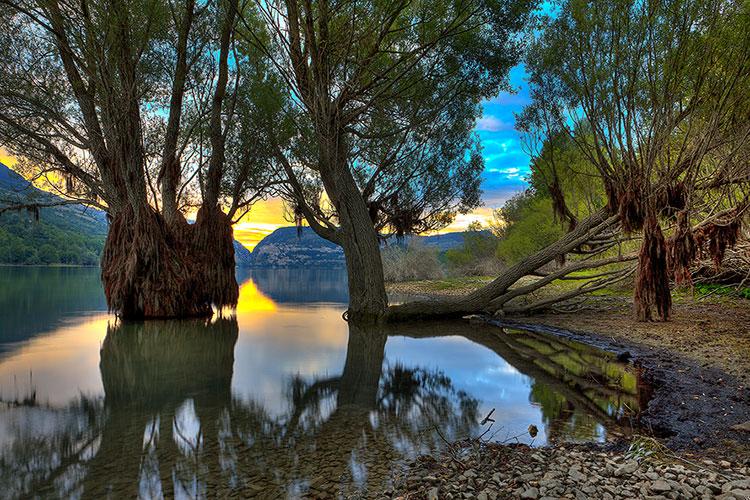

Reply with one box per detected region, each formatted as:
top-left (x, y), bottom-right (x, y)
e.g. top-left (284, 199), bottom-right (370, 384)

top-left (634, 215), bottom-right (671, 322)
top-left (101, 205), bottom-right (238, 319)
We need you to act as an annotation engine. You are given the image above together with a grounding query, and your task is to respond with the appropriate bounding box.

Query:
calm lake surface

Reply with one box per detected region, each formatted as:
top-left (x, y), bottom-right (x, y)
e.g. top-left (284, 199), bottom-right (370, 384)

top-left (0, 266), bottom-right (645, 498)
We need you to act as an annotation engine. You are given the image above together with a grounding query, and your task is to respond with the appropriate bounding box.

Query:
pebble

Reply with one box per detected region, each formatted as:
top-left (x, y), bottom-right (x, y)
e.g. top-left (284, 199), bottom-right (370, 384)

top-left (388, 442), bottom-right (750, 500)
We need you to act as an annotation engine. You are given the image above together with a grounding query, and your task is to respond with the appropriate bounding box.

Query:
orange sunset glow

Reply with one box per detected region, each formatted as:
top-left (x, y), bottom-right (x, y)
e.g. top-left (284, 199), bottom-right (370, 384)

top-left (0, 148), bottom-right (498, 251)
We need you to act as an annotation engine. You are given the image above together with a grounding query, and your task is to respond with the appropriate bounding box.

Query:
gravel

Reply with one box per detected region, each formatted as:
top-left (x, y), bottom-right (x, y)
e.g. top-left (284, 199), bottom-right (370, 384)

top-left (388, 442), bottom-right (750, 499)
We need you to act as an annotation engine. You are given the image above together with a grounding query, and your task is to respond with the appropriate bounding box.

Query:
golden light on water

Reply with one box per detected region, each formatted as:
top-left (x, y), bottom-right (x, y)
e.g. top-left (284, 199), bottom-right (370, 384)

top-left (235, 278), bottom-right (278, 313)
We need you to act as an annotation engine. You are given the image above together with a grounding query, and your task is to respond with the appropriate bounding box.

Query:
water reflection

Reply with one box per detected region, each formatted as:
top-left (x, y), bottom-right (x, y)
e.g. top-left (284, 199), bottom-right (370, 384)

top-left (0, 268), bottom-right (647, 498)
top-left (0, 318), bottom-right (644, 499)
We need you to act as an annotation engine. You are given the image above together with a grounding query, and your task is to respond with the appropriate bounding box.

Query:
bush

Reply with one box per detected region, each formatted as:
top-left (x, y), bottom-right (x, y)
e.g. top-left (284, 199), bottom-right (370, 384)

top-left (382, 239), bottom-right (445, 282)
top-left (445, 223), bottom-right (504, 276)
top-left (495, 192), bottom-right (565, 265)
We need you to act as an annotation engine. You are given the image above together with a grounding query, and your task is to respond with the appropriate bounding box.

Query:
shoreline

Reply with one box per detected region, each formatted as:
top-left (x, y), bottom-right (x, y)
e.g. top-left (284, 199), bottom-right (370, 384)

top-left (386, 278), bottom-right (750, 495)
top-left (389, 440), bottom-right (750, 499)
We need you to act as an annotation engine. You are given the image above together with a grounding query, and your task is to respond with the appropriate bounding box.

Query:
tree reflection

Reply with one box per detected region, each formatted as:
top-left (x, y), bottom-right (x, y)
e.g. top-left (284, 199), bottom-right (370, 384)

top-left (0, 318), bottom-right (646, 498)
top-left (0, 320), bottom-right (480, 498)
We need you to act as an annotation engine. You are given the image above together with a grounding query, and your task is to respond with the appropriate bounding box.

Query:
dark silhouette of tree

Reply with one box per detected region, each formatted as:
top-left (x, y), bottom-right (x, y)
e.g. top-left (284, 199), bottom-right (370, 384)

top-left (247, 0), bottom-right (535, 322)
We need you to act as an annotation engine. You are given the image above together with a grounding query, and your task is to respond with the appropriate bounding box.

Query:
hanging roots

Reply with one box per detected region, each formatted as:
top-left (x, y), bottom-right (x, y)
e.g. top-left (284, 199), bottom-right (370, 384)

top-left (548, 178), bottom-right (577, 231)
top-left (693, 213), bottom-right (742, 271)
top-left (101, 206), bottom-right (210, 319)
top-left (656, 181), bottom-right (687, 218)
top-left (606, 176), bottom-right (645, 234)
top-left (293, 204), bottom-right (304, 237)
top-left (666, 210), bottom-right (696, 287)
top-left (634, 215), bottom-right (671, 322)
top-left (101, 205), bottom-right (239, 319)
top-left (194, 204), bottom-right (240, 310)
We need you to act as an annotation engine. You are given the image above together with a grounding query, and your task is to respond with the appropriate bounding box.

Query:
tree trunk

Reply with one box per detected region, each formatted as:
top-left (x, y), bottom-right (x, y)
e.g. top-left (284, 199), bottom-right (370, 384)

top-left (320, 150), bottom-right (388, 323)
top-left (387, 209), bottom-right (617, 322)
top-left (100, 205), bottom-right (238, 319)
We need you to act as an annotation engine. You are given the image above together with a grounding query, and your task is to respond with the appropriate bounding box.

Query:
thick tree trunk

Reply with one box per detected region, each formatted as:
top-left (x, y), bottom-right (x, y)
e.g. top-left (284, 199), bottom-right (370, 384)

top-left (100, 205), bottom-right (238, 319)
top-left (339, 218), bottom-right (389, 323)
top-left (320, 151), bottom-right (388, 323)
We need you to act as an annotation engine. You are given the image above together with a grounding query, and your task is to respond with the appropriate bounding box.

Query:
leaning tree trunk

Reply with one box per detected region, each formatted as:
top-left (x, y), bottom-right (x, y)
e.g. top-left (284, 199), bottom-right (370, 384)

top-left (100, 205), bottom-right (239, 319)
top-left (321, 157), bottom-right (389, 323)
top-left (386, 208), bottom-right (618, 322)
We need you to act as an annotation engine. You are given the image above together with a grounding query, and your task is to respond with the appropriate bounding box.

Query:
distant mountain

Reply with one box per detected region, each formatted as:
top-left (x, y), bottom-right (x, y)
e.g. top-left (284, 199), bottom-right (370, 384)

top-left (0, 162), bottom-right (108, 265)
top-left (250, 226), bottom-right (346, 268)
top-left (248, 226), bottom-right (477, 268)
top-left (233, 240), bottom-right (254, 267)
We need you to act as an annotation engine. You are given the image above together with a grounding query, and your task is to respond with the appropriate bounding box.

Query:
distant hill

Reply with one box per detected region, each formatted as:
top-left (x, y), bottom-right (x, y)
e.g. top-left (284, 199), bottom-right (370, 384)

top-left (233, 240), bottom-right (254, 266)
top-left (250, 226), bottom-right (346, 268)
top-left (0, 162), bottom-right (108, 265)
top-left (248, 226), bottom-right (479, 268)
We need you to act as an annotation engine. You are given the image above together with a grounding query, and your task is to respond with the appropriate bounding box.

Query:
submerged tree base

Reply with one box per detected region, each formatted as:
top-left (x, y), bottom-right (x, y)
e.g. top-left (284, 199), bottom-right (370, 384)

top-left (101, 206), bottom-right (238, 319)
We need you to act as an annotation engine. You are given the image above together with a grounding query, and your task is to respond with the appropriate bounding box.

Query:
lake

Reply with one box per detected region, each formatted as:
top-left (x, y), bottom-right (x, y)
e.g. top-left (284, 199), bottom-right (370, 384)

top-left (0, 266), bottom-right (645, 498)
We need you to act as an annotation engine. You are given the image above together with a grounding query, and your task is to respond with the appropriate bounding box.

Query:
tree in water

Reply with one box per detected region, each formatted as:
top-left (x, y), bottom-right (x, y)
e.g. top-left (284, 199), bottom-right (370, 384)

top-left (0, 0), bottom-right (282, 318)
top-left (247, 0), bottom-right (535, 322)
top-left (515, 0), bottom-right (750, 321)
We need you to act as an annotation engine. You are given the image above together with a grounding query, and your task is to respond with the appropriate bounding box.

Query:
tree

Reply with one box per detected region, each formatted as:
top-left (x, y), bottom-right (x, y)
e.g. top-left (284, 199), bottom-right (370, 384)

top-left (519, 0), bottom-right (750, 320)
top-left (248, 0), bottom-right (535, 322)
top-left (0, 0), bottom-right (281, 318)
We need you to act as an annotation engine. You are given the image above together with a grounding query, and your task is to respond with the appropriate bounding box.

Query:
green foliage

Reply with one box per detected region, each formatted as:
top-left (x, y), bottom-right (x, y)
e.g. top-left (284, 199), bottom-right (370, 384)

top-left (694, 284), bottom-right (750, 300)
top-left (495, 191), bottom-right (565, 265)
top-left (0, 212), bottom-right (103, 266)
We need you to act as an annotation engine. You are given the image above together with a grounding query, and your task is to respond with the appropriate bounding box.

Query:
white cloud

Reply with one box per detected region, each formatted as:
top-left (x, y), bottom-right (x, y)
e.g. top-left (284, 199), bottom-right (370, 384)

top-left (475, 115), bottom-right (514, 132)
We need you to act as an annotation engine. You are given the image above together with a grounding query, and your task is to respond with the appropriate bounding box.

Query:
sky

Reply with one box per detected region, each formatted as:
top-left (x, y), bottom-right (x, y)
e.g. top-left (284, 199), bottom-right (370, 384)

top-left (234, 65), bottom-right (533, 249)
top-left (0, 66), bottom-right (532, 251)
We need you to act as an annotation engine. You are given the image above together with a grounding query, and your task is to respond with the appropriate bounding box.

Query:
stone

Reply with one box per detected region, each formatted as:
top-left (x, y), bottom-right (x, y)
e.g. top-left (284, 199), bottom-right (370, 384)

top-left (650, 480), bottom-right (672, 493)
top-left (731, 421), bottom-right (750, 432)
top-left (521, 487), bottom-right (539, 499)
top-left (428, 487), bottom-right (439, 500)
top-left (615, 461), bottom-right (639, 477)
top-left (568, 468), bottom-right (586, 482)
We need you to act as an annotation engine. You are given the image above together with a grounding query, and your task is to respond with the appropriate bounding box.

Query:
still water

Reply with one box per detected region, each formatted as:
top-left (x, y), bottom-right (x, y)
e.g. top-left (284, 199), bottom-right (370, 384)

top-left (0, 266), bottom-right (645, 498)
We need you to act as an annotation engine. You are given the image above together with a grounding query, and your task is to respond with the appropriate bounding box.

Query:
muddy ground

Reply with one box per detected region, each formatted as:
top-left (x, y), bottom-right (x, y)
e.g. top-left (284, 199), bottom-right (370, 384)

top-left (387, 282), bottom-right (750, 461)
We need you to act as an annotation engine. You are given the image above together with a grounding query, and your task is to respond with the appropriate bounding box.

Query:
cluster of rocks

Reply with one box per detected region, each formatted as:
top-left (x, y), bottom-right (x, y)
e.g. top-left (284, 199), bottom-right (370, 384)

top-left (388, 443), bottom-right (750, 499)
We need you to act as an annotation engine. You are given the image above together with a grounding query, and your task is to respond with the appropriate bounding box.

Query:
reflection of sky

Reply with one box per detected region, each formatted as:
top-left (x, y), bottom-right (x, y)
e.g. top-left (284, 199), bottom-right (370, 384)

top-left (0, 268), bottom-right (617, 451)
top-left (384, 335), bottom-right (546, 445)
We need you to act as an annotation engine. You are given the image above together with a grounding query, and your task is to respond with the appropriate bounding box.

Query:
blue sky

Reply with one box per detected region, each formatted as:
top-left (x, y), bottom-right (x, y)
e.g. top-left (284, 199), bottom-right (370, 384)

top-left (475, 64), bottom-right (531, 208)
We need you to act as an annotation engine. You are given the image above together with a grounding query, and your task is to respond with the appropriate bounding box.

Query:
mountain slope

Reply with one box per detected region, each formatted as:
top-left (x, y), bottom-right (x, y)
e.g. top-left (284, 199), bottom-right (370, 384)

top-left (250, 226), bottom-right (346, 267)
top-left (249, 226), bottom-right (478, 267)
top-left (0, 163), bottom-right (108, 265)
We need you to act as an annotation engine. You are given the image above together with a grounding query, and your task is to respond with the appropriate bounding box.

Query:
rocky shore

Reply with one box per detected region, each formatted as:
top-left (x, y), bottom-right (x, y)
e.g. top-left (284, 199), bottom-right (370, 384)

top-left (389, 442), bottom-right (750, 499)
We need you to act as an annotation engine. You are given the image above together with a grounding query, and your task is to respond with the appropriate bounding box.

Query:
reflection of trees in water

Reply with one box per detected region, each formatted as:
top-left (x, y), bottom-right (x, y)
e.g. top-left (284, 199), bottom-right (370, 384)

top-left (391, 320), bottom-right (645, 443)
top-left (0, 320), bottom-right (478, 498)
top-left (0, 319), bottom-right (645, 498)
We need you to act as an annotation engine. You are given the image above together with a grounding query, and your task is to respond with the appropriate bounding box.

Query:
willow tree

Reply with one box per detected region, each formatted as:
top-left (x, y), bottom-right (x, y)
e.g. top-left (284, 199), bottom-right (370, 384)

top-left (518, 0), bottom-right (750, 321)
top-left (245, 0), bottom-right (534, 322)
top-left (0, 0), bottom-right (281, 318)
